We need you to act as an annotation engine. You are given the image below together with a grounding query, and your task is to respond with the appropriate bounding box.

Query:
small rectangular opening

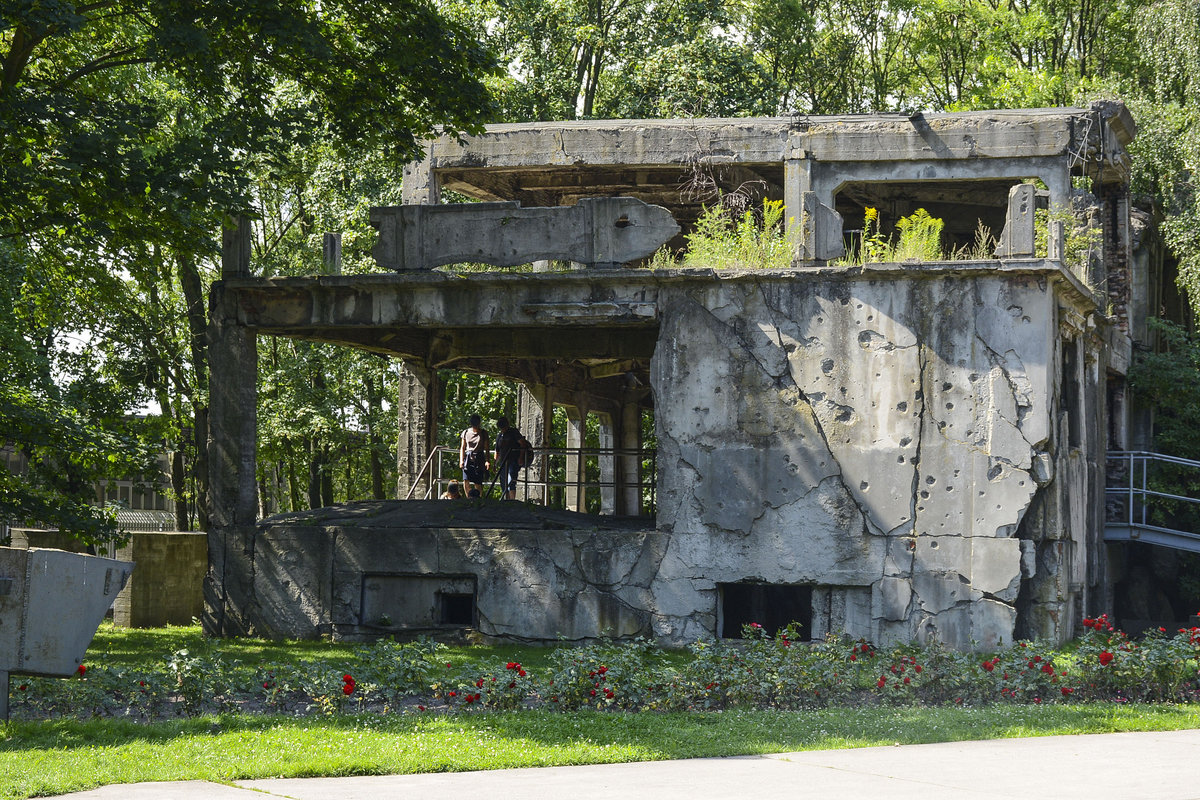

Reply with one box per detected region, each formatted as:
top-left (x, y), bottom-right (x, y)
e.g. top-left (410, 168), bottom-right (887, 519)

top-left (438, 592), bottom-right (475, 626)
top-left (719, 582), bottom-right (812, 640)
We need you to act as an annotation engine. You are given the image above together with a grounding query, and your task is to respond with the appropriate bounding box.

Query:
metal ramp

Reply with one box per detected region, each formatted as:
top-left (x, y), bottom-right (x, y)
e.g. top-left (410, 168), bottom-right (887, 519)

top-left (1105, 451), bottom-right (1200, 554)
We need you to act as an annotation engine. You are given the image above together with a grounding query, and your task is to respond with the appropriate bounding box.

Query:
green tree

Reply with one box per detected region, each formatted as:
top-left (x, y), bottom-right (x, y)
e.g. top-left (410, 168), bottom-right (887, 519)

top-left (0, 1), bottom-right (497, 535)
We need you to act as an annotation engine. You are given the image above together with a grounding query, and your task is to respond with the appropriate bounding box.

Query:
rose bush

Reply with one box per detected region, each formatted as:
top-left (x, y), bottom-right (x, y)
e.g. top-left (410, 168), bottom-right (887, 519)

top-left (8, 616), bottom-right (1199, 720)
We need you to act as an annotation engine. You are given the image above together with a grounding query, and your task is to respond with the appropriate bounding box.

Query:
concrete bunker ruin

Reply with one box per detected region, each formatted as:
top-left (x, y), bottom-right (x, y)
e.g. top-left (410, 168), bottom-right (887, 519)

top-left (205, 103), bottom-right (1139, 649)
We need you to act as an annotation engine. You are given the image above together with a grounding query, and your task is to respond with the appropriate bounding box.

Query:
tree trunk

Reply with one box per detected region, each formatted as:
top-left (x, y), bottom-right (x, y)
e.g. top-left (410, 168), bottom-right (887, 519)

top-left (176, 252), bottom-right (211, 529)
top-left (307, 437), bottom-right (323, 509)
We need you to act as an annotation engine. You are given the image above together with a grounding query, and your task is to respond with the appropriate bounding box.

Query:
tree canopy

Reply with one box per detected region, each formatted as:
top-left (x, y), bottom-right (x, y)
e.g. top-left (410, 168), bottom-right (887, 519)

top-left (3, 0), bottom-right (1200, 538)
top-left (0, 0), bottom-right (497, 537)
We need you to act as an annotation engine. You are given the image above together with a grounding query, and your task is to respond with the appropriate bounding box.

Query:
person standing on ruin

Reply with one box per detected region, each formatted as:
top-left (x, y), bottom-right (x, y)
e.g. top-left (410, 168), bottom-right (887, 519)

top-left (494, 416), bottom-right (531, 501)
top-left (459, 414), bottom-right (490, 495)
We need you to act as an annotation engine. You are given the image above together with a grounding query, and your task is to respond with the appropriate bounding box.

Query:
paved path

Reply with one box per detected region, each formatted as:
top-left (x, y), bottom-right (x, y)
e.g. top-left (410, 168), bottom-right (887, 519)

top-left (47, 729), bottom-right (1200, 800)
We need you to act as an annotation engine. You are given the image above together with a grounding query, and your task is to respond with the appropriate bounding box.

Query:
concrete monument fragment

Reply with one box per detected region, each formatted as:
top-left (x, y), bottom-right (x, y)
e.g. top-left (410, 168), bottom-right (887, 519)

top-left (205, 102), bottom-right (1140, 650)
top-left (0, 547), bottom-right (133, 720)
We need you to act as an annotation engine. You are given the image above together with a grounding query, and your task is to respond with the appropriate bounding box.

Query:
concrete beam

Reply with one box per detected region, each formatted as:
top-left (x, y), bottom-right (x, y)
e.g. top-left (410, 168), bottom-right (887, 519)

top-left (370, 197), bottom-right (680, 271)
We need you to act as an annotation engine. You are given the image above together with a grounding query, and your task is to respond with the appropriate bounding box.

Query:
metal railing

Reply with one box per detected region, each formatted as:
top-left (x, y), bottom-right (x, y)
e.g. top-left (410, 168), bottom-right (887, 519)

top-left (1105, 451), bottom-right (1200, 552)
top-left (405, 445), bottom-right (656, 517)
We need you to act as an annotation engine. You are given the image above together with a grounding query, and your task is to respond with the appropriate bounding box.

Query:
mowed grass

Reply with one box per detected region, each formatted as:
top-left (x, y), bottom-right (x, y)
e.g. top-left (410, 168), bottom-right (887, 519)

top-left (3, 624), bottom-right (1200, 799)
top-left (5, 704), bottom-right (1200, 799)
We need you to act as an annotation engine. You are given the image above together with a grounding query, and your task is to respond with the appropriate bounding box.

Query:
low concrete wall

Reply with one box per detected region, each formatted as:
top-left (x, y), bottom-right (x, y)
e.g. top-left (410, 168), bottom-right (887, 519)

top-left (12, 529), bottom-right (207, 628)
top-left (112, 532), bottom-right (207, 627)
top-left (205, 502), bottom-right (660, 642)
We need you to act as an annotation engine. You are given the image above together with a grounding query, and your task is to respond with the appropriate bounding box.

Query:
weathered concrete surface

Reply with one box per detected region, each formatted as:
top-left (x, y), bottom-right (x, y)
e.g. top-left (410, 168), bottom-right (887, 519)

top-left (370, 197), bottom-right (679, 270)
top-left (207, 264), bottom-right (1106, 649)
top-left (207, 105), bottom-right (1134, 649)
top-left (649, 270), bottom-right (1089, 648)
top-left (215, 501), bottom-right (661, 642)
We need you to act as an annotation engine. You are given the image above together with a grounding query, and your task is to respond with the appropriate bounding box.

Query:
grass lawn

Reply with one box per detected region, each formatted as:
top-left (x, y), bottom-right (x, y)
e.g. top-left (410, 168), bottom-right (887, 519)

top-left (2, 624), bottom-right (1199, 800)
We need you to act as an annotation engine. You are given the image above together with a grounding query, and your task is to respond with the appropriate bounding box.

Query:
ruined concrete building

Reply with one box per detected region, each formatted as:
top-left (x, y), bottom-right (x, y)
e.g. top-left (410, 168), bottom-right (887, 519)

top-left (205, 103), bottom-right (1144, 650)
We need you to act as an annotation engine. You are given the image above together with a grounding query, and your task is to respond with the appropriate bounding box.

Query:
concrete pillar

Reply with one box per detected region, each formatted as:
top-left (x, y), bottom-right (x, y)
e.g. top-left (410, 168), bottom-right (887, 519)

top-left (208, 219), bottom-right (258, 529)
top-left (1041, 165), bottom-right (1071, 216)
top-left (517, 384), bottom-right (552, 503)
top-left (596, 412), bottom-right (616, 515)
top-left (323, 232), bottom-right (342, 275)
top-left (401, 154), bottom-right (441, 205)
top-left (617, 399), bottom-right (643, 516)
top-left (564, 406), bottom-right (586, 513)
top-left (783, 150), bottom-right (812, 264)
top-left (205, 217), bottom-right (259, 637)
top-left (395, 360), bottom-right (439, 499)
top-left (995, 184), bottom-right (1037, 258)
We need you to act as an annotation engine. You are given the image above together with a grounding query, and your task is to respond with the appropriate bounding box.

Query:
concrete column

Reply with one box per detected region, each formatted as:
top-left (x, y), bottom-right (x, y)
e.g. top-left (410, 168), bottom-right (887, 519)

top-left (395, 360), bottom-right (439, 499)
top-left (1041, 164), bottom-right (1071, 215)
top-left (783, 152), bottom-right (812, 264)
top-left (322, 232), bottom-right (342, 274)
top-left (205, 217), bottom-right (258, 637)
top-left (995, 184), bottom-right (1037, 258)
top-left (596, 412), bottom-right (616, 515)
top-left (617, 399), bottom-right (643, 516)
top-left (208, 219), bottom-right (258, 528)
top-left (564, 406), bottom-right (586, 513)
top-left (517, 384), bottom-right (552, 503)
top-left (401, 154), bottom-right (441, 205)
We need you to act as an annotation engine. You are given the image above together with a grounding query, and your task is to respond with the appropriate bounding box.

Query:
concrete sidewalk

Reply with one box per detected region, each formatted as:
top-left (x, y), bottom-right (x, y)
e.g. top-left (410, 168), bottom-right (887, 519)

top-left (48, 728), bottom-right (1200, 800)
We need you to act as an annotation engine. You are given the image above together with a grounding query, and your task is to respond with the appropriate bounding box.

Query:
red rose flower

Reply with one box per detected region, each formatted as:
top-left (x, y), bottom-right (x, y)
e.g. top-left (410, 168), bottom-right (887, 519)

top-left (1041, 663), bottom-right (1054, 675)
top-left (850, 654), bottom-right (857, 662)
top-left (982, 661), bottom-right (994, 672)
top-left (877, 676), bottom-right (887, 688)
top-left (76, 664), bottom-right (87, 677)
top-left (903, 677), bottom-right (911, 684)
top-left (914, 665), bottom-right (922, 673)
top-left (1061, 687), bottom-right (1073, 697)
top-left (1099, 651), bottom-right (1114, 666)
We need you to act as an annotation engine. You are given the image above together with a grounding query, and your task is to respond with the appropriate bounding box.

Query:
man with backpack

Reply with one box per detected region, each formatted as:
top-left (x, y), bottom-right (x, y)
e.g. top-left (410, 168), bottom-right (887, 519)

top-left (459, 414), bottom-right (491, 496)
top-left (494, 416), bottom-right (532, 501)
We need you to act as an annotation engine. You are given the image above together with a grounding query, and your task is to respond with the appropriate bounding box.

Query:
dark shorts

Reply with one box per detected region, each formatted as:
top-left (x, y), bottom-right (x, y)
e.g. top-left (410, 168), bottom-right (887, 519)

top-left (463, 463), bottom-right (488, 484)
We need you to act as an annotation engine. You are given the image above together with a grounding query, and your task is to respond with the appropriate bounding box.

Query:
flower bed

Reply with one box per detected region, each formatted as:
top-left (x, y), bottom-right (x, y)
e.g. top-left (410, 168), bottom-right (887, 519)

top-left (9, 619), bottom-right (1200, 720)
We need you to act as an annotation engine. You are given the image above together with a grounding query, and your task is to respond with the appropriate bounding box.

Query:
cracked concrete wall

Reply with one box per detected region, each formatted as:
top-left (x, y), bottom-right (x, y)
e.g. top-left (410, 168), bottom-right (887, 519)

top-left (649, 273), bottom-right (1077, 649)
top-left (221, 503), bottom-right (666, 642)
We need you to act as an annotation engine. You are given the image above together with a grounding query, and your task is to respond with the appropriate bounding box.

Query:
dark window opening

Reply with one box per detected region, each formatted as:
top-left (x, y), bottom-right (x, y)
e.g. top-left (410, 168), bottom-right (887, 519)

top-left (835, 179), bottom-right (1024, 257)
top-left (1063, 341), bottom-right (1081, 449)
top-left (438, 592), bottom-right (475, 626)
top-left (720, 583), bottom-right (812, 640)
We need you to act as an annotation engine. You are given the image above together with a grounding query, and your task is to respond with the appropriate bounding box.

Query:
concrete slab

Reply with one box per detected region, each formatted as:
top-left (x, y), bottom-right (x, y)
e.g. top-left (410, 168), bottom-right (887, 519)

top-left (44, 729), bottom-right (1200, 800)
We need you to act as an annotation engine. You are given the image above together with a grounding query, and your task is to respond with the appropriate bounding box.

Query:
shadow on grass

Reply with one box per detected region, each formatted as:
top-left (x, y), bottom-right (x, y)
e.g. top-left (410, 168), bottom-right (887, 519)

top-left (4, 703), bottom-right (1198, 760)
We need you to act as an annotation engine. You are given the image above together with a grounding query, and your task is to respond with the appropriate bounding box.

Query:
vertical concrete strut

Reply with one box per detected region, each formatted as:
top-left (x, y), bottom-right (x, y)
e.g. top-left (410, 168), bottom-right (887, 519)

top-left (395, 360), bottom-right (439, 499)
